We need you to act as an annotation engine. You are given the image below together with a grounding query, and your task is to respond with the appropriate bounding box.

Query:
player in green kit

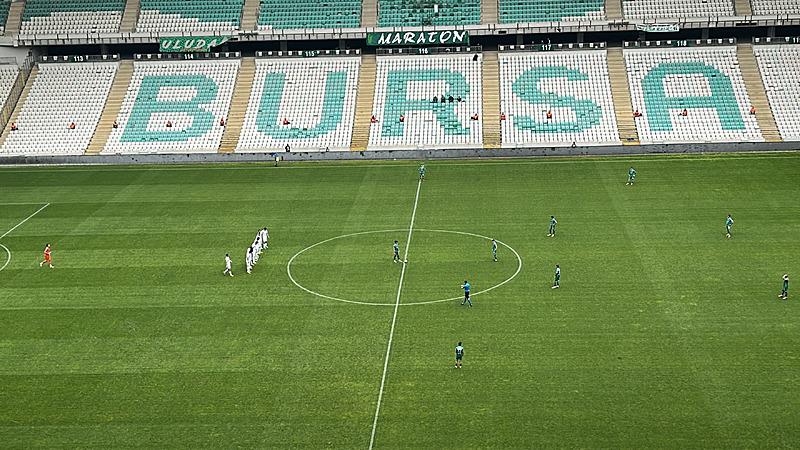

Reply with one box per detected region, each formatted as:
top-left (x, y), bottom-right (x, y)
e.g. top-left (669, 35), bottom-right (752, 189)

top-left (552, 264), bottom-right (560, 289)
top-left (418, 164), bottom-right (426, 181)
top-left (725, 214), bottom-right (734, 238)
top-left (780, 273), bottom-right (789, 300)
top-left (393, 240), bottom-right (400, 263)
top-left (491, 239), bottom-right (498, 262)
top-left (454, 342), bottom-right (464, 368)
top-left (626, 167), bottom-right (636, 185)
top-left (547, 216), bottom-right (557, 237)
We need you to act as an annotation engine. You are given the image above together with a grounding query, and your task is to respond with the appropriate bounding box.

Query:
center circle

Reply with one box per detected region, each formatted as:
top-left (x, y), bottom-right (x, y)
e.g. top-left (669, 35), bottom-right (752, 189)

top-left (0, 244), bottom-right (11, 273)
top-left (286, 229), bottom-right (522, 306)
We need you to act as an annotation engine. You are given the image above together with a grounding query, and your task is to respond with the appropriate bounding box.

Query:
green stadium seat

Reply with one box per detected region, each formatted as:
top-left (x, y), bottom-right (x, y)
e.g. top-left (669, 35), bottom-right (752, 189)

top-left (378, 0), bottom-right (479, 26)
top-left (258, 0), bottom-right (361, 29)
top-left (137, 0), bottom-right (245, 32)
top-left (498, 0), bottom-right (605, 23)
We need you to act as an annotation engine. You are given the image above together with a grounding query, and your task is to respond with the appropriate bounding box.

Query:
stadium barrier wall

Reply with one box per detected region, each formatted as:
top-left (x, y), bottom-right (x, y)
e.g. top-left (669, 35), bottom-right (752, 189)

top-left (0, 142), bottom-right (797, 165)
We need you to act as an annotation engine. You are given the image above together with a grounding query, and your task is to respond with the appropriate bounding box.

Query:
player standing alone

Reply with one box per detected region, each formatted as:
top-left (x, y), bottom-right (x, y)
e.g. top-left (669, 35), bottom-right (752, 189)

top-left (454, 342), bottom-right (464, 369)
top-left (780, 274), bottom-right (789, 300)
top-left (491, 239), bottom-right (498, 262)
top-left (626, 167), bottom-right (636, 186)
top-left (39, 243), bottom-right (53, 268)
top-left (223, 253), bottom-right (233, 277)
top-left (393, 240), bottom-right (400, 263)
top-left (552, 264), bottom-right (560, 289)
top-left (725, 214), bottom-right (734, 239)
top-left (547, 216), bottom-right (557, 237)
top-left (461, 280), bottom-right (472, 307)
top-left (419, 164), bottom-right (426, 181)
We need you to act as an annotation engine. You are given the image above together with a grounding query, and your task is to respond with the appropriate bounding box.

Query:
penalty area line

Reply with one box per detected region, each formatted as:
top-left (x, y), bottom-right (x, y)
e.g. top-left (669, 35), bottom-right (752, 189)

top-left (369, 178), bottom-right (422, 449)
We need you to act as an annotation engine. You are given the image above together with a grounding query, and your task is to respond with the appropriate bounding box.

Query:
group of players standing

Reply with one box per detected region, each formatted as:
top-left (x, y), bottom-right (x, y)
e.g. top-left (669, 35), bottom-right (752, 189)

top-left (223, 227), bottom-right (269, 277)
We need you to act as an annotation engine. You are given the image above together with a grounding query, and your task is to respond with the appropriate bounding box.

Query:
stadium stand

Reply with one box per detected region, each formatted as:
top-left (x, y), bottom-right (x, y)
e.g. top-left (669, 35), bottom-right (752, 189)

top-left (369, 53), bottom-right (483, 150)
top-left (751, 0), bottom-right (800, 15)
top-left (377, 0), bottom-right (480, 27)
top-left (20, 0), bottom-right (125, 34)
top-left (753, 44), bottom-right (800, 141)
top-left (0, 62), bottom-right (117, 155)
top-left (621, 0), bottom-right (734, 19)
top-left (219, 57), bottom-right (255, 153)
top-left (624, 45), bottom-right (763, 144)
top-left (258, 0), bottom-right (361, 29)
top-left (102, 59), bottom-right (239, 154)
top-left (498, 0), bottom-right (605, 23)
top-left (482, 51), bottom-right (501, 148)
top-left (0, 0), bottom-right (10, 33)
top-left (236, 56), bottom-right (360, 152)
top-left (499, 49), bottom-right (620, 147)
top-left (0, 63), bottom-right (18, 108)
top-left (136, 0), bottom-right (244, 32)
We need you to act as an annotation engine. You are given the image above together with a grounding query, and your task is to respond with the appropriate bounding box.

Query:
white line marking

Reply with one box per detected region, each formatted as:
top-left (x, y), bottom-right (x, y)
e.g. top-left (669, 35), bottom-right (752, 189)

top-left (286, 228), bottom-right (522, 306)
top-left (369, 178), bottom-right (422, 449)
top-left (0, 244), bottom-right (10, 272)
top-left (0, 203), bottom-right (50, 240)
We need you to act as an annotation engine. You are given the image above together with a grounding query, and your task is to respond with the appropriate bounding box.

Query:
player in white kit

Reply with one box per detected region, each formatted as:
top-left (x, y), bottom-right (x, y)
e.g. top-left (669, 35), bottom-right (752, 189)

top-left (261, 227), bottom-right (269, 249)
top-left (223, 253), bottom-right (234, 277)
top-left (246, 247), bottom-right (254, 274)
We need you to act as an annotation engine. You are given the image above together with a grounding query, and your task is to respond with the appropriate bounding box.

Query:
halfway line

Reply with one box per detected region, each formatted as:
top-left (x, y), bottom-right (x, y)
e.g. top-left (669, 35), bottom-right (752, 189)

top-left (0, 203), bottom-right (50, 240)
top-left (368, 178), bottom-right (422, 449)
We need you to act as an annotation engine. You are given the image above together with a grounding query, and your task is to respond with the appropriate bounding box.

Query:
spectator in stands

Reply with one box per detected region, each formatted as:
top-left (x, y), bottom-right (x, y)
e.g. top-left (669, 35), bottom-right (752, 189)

top-left (285, 144), bottom-right (290, 153)
top-left (370, 115), bottom-right (378, 123)
top-left (456, 96), bottom-right (462, 102)
top-left (112, 120), bottom-right (118, 129)
top-left (633, 110), bottom-right (642, 118)
top-left (546, 111), bottom-right (553, 121)
top-left (470, 114), bottom-right (479, 121)
top-left (432, 96), bottom-right (438, 103)
top-left (473, 54), bottom-right (479, 62)
top-left (220, 118), bottom-right (226, 127)
top-left (681, 109), bottom-right (688, 117)
top-left (500, 113), bottom-right (506, 121)
top-left (282, 118), bottom-right (290, 125)
top-left (68, 122), bottom-right (76, 130)
top-left (399, 114), bottom-right (405, 123)
top-left (750, 106), bottom-right (756, 115)
top-left (166, 120), bottom-right (173, 128)
top-left (10, 122), bottom-right (17, 131)
top-left (440, 95), bottom-right (445, 103)
top-left (448, 95), bottom-right (454, 103)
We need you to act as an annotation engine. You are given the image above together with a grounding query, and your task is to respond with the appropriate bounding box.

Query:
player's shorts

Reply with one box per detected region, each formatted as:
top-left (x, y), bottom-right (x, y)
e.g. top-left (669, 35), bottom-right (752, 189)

top-left (44, 255), bottom-right (51, 262)
top-left (455, 355), bottom-right (462, 361)
top-left (464, 292), bottom-right (470, 299)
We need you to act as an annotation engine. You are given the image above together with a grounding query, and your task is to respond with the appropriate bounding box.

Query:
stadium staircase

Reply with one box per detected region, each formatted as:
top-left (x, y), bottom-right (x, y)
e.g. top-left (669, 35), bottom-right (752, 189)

top-left (733, 0), bottom-right (752, 15)
top-left (737, 43), bottom-right (781, 142)
top-left (607, 47), bottom-right (639, 144)
top-left (605, 0), bottom-right (623, 19)
top-left (219, 56), bottom-right (255, 153)
top-left (119, 0), bottom-right (140, 33)
top-left (482, 50), bottom-right (501, 149)
top-left (481, 0), bottom-right (498, 24)
top-left (240, 0), bottom-right (259, 30)
top-left (0, 65), bottom-right (36, 147)
top-left (361, 0), bottom-right (377, 27)
top-left (4, 0), bottom-right (24, 35)
top-left (85, 60), bottom-right (133, 154)
top-left (350, 53), bottom-right (376, 151)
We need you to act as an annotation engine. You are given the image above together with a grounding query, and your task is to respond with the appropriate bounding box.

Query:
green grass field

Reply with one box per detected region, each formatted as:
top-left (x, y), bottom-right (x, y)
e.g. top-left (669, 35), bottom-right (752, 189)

top-left (1, 153), bottom-right (799, 448)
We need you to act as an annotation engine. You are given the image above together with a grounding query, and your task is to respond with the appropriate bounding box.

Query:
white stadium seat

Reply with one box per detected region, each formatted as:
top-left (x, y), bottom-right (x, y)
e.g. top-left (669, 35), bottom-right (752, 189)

top-left (753, 44), bottom-right (800, 141)
top-left (1, 62), bottom-right (117, 156)
top-left (622, 0), bottom-right (734, 19)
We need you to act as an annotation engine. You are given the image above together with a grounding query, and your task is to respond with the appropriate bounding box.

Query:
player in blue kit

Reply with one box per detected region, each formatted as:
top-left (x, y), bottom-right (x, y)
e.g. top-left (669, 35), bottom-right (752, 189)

top-left (461, 281), bottom-right (472, 307)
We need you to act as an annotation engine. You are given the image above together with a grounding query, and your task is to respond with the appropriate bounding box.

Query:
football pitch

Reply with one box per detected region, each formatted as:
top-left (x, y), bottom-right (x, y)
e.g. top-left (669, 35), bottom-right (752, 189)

top-left (1, 153), bottom-right (798, 447)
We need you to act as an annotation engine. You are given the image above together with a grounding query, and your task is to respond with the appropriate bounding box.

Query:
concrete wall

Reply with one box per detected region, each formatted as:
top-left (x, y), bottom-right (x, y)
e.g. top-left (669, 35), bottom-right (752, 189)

top-left (0, 142), bottom-right (798, 166)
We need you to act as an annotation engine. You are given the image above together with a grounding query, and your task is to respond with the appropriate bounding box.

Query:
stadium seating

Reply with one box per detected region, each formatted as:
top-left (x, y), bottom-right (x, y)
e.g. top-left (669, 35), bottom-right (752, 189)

top-left (0, 0), bottom-right (11, 33)
top-left (377, 0), bottom-right (480, 26)
top-left (103, 60), bottom-right (239, 154)
top-left (258, 0), bottom-right (361, 29)
top-left (137, 0), bottom-right (244, 32)
top-left (753, 45), bottom-right (800, 141)
top-left (369, 53), bottom-right (483, 150)
top-left (1, 62), bottom-right (117, 155)
top-left (0, 63), bottom-right (18, 108)
top-left (750, 0), bottom-right (800, 15)
top-left (20, 0), bottom-right (125, 34)
top-left (499, 0), bottom-right (605, 23)
top-left (499, 50), bottom-right (620, 147)
top-left (621, 0), bottom-right (734, 19)
top-left (236, 57), bottom-right (360, 152)
top-left (624, 46), bottom-right (763, 144)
